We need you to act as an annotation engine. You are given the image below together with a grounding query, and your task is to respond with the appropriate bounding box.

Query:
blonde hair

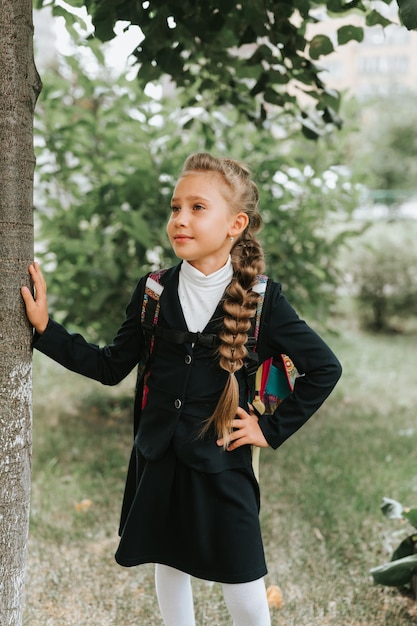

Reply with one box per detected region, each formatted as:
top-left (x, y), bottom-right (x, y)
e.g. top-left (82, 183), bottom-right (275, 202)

top-left (180, 152), bottom-right (265, 447)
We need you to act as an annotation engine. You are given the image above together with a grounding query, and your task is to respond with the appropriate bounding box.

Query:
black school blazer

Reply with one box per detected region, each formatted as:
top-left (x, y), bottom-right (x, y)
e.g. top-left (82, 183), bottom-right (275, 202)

top-left (34, 264), bottom-right (342, 518)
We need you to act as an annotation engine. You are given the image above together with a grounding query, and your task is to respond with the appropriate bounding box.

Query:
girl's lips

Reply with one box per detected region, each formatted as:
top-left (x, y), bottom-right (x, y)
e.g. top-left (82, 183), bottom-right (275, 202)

top-left (174, 235), bottom-right (192, 241)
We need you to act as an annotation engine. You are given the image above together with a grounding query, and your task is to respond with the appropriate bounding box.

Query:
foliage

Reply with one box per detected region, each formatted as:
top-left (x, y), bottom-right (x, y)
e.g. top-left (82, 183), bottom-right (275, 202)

top-left (35, 43), bottom-right (184, 339)
top-left (347, 222), bottom-right (417, 333)
top-left (370, 498), bottom-right (417, 593)
top-left (35, 38), bottom-right (360, 340)
top-left (397, 0), bottom-right (417, 29)
top-left (34, 0), bottom-right (403, 135)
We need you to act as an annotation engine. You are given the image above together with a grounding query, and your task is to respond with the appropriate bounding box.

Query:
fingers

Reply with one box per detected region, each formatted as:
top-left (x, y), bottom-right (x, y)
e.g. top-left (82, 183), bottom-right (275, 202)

top-left (216, 406), bottom-right (269, 451)
top-left (29, 261), bottom-right (47, 294)
top-left (21, 262), bottom-right (49, 334)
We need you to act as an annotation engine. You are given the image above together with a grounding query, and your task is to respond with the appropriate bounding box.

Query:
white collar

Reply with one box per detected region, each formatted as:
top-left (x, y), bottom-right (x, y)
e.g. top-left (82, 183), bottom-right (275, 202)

top-left (178, 258), bottom-right (233, 333)
top-left (180, 257), bottom-right (233, 289)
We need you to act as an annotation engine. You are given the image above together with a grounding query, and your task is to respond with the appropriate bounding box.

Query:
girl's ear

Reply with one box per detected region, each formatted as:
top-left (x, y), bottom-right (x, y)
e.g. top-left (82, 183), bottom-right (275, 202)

top-left (229, 212), bottom-right (249, 238)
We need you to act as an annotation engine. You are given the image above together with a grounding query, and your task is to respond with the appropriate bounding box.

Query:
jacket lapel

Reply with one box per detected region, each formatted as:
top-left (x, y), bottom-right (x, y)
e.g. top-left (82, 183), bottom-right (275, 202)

top-left (158, 263), bottom-right (188, 331)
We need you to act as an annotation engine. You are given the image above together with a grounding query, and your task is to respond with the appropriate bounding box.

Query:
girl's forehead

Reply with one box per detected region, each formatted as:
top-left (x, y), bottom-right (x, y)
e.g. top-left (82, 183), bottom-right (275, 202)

top-left (173, 171), bottom-right (229, 198)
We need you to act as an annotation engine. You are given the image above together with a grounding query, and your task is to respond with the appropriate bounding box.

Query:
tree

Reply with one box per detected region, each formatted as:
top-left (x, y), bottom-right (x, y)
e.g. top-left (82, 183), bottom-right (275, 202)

top-left (36, 0), bottom-right (404, 137)
top-left (0, 0), bottom-right (41, 624)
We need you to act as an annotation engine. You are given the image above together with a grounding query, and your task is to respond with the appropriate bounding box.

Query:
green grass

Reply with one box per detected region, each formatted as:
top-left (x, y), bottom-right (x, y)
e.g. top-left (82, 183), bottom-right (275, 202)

top-left (24, 328), bottom-right (417, 625)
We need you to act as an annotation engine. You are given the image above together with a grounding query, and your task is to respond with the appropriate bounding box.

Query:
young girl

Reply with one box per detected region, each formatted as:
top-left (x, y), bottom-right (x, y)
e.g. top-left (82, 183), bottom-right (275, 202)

top-left (22, 152), bottom-right (342, 626)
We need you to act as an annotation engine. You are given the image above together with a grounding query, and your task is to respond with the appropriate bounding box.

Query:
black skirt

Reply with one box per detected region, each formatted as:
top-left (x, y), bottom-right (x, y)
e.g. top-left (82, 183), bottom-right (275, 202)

top-left (115, 445), bottom-right (267, 584)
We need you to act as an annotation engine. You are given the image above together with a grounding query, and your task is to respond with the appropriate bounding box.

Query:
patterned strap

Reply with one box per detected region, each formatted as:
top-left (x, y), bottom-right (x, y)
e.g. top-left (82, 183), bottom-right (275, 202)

top-left (250, 274), bottom-right (298, 412)
top-left (141, 269), bottom-right (168, 355)
top-left (252, 274), bottom-right (268, 344)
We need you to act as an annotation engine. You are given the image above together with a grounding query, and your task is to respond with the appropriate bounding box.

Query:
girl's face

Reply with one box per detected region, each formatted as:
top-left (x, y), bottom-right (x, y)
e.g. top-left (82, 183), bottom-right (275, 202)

top-left (167, 171), bottom-right (248, 275)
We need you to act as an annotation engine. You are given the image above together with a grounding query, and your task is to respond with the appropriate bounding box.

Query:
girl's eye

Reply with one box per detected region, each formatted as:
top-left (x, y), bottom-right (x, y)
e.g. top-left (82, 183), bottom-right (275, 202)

top-left (193, 204), bottom-right (204, 211)
top-left (171, 205), bottom-right (180, 213)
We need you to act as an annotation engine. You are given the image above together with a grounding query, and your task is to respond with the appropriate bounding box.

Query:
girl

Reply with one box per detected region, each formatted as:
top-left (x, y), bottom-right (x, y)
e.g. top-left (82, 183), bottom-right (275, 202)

top-left (22, 152), bottom-right (342, 626)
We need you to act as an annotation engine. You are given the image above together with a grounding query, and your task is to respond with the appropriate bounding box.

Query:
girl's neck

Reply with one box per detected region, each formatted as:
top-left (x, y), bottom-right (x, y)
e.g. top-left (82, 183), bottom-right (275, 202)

top-left (186, 256), bottom-right (232, 277)
top-left (183, 257), bottom-right (232, 280)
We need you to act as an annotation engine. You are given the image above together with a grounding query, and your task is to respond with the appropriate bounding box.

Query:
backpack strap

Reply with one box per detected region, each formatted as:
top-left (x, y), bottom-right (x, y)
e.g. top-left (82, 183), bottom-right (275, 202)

top-left (249, 275), bottom-right (300, 480)
top-left (142, 271), bottom-right (268, 361)
top-left (249, 274), bottom-right (269, 413)
top-left (252, 274), bottom-right (269, 343)
top-left (141, 269), bottom-right (219, 352)
top-left (139, 270), bottom-right (298, 414)
top-left (248, 274), bottom-right (298, 411)
top-left (138, 269), bottom-right (168, 410)
top-left (141, 269), bottom-right (168, 356)
top-left (243, 274), bottom-right (269, 381)
top-left (139, 268), bottom-right (218, 409)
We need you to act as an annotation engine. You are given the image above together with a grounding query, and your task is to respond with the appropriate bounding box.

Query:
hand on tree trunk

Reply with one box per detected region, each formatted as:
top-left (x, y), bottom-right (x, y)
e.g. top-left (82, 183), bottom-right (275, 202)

top-left (21, 262), bottom-right (49, 334)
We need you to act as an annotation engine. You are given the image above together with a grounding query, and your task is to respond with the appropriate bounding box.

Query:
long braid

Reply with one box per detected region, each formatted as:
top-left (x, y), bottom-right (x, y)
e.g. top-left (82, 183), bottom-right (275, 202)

top-left (181, 153), bottom-right (265, 447)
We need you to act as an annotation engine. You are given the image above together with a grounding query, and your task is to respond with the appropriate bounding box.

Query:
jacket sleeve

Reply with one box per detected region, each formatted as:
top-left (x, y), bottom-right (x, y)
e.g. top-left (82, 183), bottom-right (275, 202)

top-left (32, 279), bottom-right (146, 386)
top-left (257, 281), bottom-right (342, 449)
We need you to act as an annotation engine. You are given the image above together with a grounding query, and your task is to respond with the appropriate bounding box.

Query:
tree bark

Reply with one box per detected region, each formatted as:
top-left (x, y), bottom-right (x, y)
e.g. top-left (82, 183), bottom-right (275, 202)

top-left (0, 0), bottom-right (41, 624)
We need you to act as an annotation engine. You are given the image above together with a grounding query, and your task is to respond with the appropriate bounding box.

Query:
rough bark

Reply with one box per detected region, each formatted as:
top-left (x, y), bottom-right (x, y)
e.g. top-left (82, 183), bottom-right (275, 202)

top-left (0, 0), bottom-right (41, 624)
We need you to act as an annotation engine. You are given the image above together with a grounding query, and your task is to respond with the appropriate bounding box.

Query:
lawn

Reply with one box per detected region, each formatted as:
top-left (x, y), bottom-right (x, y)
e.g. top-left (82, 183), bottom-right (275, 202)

top-left (23, 326), bottom-right (417, 625)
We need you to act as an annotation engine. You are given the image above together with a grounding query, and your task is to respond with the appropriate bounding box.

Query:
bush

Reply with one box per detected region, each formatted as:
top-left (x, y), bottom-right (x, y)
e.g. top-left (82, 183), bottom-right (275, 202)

top-left (349, 221), bottom-right (417, 332)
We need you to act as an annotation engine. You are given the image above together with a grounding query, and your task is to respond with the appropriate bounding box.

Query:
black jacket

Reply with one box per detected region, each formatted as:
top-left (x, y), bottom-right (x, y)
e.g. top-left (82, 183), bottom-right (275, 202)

top-left (34, 263), bottom-right (342, 474)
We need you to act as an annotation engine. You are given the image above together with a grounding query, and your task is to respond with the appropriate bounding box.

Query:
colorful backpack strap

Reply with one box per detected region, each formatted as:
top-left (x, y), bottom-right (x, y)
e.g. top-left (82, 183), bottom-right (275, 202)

top-left (141, 269), bottom-right (168, 356)
top-left (139, 269), bottom-right (168, 409)
top-left (249, 274), bottom-right (298, 411)
top-left (252, 274), bottom-right (269, 343)
top-left (249, 275), bottom-right (299, 482)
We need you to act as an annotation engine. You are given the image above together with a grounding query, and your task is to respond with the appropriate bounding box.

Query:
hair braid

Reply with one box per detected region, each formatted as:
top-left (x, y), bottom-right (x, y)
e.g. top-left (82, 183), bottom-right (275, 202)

top-left (180, 153), bottom-right (265, 447)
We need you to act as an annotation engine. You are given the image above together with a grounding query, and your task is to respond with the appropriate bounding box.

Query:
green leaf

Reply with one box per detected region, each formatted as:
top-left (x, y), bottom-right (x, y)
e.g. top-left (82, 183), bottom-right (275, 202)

top-left (263, 88), bottom-right (286, 107)
top-left (309, 35), bottom-right (334, 60)
top-left (323, 107), bottom-right (343, 128)
top-left (396, 0), bottom-right (417, 30)
top-left (337, 25), bottom-right (364, 46)
top-left (301, 118), bottom-right (322, 140)
top-left (92, 17), bottom-right (116, 42)
top-left (366, 10), bottom-right (393, 28)
top-left (370, 554), bottom-right (417, 587)
top-left (403, 508), bottom-right (417, 529)
top-left (392, 535), bottom-right (417, 561)
top-left (320, 88), bottom-right (342, 113)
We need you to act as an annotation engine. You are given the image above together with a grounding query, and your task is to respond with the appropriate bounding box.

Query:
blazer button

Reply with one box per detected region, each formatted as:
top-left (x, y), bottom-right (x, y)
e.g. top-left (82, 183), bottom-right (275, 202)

top-left (185, 355), bottom-right (192, 365)
top-left (174, 399), bottom-right (182, 409)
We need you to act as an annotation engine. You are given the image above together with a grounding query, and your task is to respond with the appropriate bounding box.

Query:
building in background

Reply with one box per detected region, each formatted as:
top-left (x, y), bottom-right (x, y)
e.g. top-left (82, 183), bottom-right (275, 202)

top-left (311, 4), bottom-right (417, 99)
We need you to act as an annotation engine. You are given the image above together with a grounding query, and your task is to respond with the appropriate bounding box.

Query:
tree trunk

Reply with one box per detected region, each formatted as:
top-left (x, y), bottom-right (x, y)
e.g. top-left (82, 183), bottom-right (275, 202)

top-left (0, 0), bottom-right (41, 624)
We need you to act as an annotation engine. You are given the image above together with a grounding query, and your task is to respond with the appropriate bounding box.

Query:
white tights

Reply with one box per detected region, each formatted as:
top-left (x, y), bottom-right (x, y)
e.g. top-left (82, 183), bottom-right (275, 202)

top-left (155, 564), bottom-right (271, 626)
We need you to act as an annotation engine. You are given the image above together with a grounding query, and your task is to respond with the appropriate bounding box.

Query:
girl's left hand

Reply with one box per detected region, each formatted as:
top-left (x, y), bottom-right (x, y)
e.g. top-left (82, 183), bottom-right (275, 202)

top-left (217, 405), bottom-right (269, 451)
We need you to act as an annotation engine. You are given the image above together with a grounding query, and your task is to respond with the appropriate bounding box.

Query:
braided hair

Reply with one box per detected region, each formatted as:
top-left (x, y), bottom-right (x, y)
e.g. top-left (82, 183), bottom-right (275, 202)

top-left (180, 153), bottom-right (265, 447)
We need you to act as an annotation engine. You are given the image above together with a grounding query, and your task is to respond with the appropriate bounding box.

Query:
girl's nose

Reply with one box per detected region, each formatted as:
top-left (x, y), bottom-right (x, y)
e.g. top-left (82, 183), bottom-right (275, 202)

top-left (175, 209), bottom-right (189, 226)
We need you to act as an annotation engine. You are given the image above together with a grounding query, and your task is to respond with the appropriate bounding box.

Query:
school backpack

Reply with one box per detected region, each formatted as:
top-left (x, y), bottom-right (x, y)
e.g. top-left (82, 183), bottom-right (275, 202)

top-left (139, 269), bottom-right (298, 478)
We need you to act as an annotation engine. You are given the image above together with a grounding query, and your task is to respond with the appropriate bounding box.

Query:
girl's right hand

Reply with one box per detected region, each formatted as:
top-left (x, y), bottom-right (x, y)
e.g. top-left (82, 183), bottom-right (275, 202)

top-left (21, 262), bottom-right (49, 334)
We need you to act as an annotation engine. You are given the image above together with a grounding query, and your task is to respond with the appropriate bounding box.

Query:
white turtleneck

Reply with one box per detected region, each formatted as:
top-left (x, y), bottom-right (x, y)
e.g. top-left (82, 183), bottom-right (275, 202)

top-left (178, 258), bottom-right (233, 333)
